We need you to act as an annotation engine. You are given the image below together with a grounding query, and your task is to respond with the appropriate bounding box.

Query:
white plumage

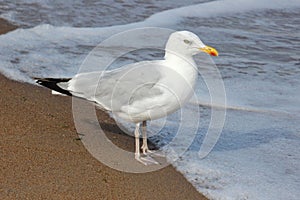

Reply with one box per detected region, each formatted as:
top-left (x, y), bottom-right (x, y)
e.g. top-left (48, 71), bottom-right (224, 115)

top-left (36, 30), bottom-right (218, 165)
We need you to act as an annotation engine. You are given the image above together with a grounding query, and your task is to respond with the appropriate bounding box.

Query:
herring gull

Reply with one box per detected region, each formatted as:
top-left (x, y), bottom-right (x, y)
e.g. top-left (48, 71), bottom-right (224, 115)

top-left (35, 31), bottom-right (218, 165)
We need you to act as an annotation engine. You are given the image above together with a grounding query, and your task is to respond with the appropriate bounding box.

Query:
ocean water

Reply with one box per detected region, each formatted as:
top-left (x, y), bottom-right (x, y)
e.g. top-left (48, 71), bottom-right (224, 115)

top-left (1, 0), bottom-right (300, 199)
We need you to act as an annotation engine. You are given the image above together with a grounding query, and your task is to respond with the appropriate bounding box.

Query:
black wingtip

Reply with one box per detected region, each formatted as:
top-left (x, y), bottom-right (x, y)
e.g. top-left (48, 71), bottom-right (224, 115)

top-left (34, 77), bottom-right (73, 96)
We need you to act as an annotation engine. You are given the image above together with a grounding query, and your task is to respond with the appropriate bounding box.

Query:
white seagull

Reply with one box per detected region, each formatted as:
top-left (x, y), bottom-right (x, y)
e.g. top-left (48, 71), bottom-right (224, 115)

top-left (35, 31), bottom-right (218, 165)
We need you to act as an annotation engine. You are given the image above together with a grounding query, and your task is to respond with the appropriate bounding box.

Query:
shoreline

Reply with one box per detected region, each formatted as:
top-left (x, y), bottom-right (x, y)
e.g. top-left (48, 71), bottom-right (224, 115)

top-left (0, 19), bottom-right (208, 199)
top-left (0, 18), bottom-right (18, 34)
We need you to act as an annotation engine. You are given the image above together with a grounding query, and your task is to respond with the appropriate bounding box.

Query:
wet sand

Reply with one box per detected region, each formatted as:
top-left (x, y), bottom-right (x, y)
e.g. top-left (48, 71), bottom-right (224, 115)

top-left (0, 19), bottom-right (207, 199)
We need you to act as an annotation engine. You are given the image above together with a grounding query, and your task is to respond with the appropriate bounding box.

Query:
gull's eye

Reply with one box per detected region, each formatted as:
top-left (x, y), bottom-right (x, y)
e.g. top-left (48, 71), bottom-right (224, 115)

top-left (183, 39), bottom-right (191, 44)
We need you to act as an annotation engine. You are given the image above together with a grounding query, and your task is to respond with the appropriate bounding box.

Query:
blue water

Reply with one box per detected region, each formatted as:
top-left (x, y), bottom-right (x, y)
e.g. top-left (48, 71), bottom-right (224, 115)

top-left (0, 0), bottom-right (299, 199)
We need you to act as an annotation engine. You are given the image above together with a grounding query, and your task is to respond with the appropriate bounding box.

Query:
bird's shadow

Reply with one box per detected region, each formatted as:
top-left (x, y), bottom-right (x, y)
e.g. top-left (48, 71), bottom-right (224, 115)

top-left (77, 109), bottom-right (157, 152)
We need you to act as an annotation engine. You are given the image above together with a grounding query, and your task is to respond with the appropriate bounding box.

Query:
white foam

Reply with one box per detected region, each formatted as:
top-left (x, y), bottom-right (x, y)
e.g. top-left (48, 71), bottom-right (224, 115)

top-left (145, 0), bottom-right (300, 25)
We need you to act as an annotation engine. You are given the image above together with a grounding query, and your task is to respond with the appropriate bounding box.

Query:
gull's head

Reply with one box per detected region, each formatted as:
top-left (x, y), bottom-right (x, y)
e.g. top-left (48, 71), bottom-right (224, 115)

top-left (165, 30), bottom-right (218, 57)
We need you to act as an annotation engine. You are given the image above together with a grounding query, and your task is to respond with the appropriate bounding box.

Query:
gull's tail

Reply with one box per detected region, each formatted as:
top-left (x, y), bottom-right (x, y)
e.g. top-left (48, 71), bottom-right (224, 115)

top-left (33, 77), bottom-right (72, 96)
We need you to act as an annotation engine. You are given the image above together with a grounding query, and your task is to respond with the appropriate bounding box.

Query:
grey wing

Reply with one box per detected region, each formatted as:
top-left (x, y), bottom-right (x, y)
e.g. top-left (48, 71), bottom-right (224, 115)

top-left (64, 61), bottom-right (164, 111)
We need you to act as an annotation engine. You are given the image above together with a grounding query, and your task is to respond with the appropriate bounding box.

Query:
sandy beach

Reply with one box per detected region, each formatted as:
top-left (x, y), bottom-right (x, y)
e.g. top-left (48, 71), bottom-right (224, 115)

top-left (0, 19), bottom-right (207, 199)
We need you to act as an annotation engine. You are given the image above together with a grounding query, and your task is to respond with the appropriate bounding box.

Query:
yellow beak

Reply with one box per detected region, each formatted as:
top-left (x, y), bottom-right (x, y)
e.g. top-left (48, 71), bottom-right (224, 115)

top-left (199, 45), bottom-right (218, 56)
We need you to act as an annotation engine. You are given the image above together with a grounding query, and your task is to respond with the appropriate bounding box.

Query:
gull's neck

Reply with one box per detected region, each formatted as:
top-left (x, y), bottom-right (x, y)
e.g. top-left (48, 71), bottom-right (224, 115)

top-left (164, 51), bottom-right (198, 88)
top-left (164, 51), bottom-right (197, 71)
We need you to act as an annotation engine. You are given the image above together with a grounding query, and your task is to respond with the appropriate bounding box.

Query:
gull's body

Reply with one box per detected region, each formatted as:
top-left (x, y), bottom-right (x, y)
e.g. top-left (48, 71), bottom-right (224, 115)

top-left (35, 31), bottom-right (218, 165)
